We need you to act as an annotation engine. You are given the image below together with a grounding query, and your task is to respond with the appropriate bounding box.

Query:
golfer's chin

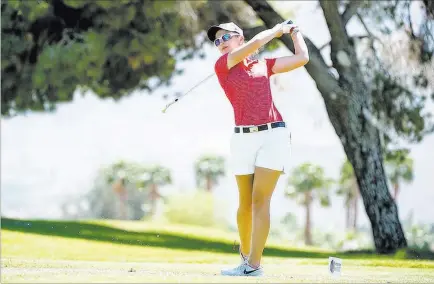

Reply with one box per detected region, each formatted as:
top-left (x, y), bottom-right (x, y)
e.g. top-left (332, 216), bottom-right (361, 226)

top-left (219, 46), bottom-right (230, 54)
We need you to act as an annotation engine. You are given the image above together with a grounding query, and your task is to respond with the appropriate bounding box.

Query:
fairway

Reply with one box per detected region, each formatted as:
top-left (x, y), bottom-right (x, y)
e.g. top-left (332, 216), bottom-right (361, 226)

top-left (3, 258), bottom-right (434, 283)
top-left (2, 218), bottom-right (433, 283)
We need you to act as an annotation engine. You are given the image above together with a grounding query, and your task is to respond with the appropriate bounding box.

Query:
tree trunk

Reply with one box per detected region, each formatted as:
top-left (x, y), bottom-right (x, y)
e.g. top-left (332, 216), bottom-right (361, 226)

top-left (304, 191), bottom-right (313, 246)
top-left (244, 0), bottom-right (407, 253)
top-left (352, 182), bottom-right (359, 230)
top-left (113, 179), bottom-right (127, 220)
top-left (393, 183), bottom-right (400, 200)
top-left (327, 86), bottom-right (407, 253)
top-left (120, 192), bottom-right (127, 220)
top-left (345, 202), bottom-right (351, 230)
top-left (206, 176), bottom-right (212, 192)
top-left (149, 183), bottom-right (158, 216)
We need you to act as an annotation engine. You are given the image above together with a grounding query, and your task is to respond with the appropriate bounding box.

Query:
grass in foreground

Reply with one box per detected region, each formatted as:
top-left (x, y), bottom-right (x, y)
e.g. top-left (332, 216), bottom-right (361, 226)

top-left (1, 218), bottom-right (434, 283)
top-left (3, 258), bottom-right (434, 283)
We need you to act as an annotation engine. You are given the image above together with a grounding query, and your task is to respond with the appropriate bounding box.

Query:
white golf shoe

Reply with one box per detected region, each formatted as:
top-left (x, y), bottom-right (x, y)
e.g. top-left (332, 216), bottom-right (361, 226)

top-left (221, 261), bottom-right (264, 277)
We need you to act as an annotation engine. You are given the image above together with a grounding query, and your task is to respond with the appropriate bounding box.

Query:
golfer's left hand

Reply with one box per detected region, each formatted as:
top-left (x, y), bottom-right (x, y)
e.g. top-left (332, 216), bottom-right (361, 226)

top-left (281, 23), bottom-right (299, 36)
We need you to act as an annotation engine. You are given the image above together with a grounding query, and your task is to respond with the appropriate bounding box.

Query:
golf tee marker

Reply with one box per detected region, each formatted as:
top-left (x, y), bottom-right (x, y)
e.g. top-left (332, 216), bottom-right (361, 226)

top-left (328, 257), bottom-right (342, 277)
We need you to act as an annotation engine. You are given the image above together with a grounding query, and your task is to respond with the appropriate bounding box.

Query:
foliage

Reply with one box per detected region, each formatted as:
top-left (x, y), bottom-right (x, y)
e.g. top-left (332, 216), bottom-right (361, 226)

top-left (1, 0), bottom-right (257, 116)
top-left (286, 163), bottom-right (333, 206)
top-left (384, 149), bottom-right (414, 188)
top-left (286, 163), bottom-right (334, 245)
top-left (61, 174), bottom-right (148, 220)
top-left (336, 159), bottom-right (357, 206)
top-left (136, 165), bottom-right (172, 190)
top-left (3, 0), bottom-right (433, 253)
top-left (194, 154), bottom-right (226, 191)
top-left (402, 211), bottom-right (434, 250)
top-left (102, 160), bottom-right (172, 190)
top-left (61, 160), bottom-right (172, 220)
top-left (354, 0), bottom-right (434, 146)
top-left (405, 223), bottom-right (434, 251)
top-left (163, 191), bottom-right (225, 228)
top-left (336, 158), bottom-right (359, 229)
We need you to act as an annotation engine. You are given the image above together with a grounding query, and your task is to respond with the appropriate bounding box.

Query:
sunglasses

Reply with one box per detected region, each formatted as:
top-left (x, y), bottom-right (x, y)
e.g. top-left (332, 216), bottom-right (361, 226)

top-left (214, 33), bottom-right (238, 47)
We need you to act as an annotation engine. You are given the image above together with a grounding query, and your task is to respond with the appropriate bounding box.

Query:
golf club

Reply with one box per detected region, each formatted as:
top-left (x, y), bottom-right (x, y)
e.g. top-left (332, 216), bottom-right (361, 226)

top-left (161, 72), bottom-right (215, 113)
top-left (161, 19), bottom-right (295, 113)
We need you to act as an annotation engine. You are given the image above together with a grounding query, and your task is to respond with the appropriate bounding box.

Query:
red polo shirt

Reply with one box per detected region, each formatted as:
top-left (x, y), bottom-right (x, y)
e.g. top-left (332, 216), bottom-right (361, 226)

top-left (214, 53), bottom-right (284, 126)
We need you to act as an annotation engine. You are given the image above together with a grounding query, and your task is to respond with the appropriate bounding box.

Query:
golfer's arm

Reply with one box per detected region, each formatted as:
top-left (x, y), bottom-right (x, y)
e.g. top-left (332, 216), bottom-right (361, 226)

top-left (227, 26), bottom-right (281, 69)
top-left (271, 31), bottom-right (309, 74)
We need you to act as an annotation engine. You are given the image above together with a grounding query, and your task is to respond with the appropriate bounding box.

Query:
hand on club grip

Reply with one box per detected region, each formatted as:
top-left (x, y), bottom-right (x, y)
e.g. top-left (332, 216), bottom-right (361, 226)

top-left (282, 23), bottom-right (299, 37)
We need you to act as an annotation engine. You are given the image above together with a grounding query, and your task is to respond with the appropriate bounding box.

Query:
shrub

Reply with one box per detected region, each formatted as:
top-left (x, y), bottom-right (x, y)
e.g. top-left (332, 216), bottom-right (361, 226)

top-left (163, 191), bottom-right (226, 228)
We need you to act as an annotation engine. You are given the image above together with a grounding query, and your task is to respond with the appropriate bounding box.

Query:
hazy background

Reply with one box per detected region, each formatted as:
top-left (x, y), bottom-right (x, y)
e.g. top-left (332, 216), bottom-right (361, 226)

top-left (1, 1), bottom-right (433, 242)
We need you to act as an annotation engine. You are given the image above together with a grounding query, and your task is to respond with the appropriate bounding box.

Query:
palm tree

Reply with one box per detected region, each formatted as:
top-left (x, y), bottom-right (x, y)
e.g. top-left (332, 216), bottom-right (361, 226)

top-left (106, 161), bottom-right (130, 220)
top-left (136, 165), bottom-right (172, 217)
top-left (81, 160), bottom-right (144, 220)
top-left (102, 161), bottom-right (172, 219)
top-left (286, 163), bottom-right (333, 246)
top-left (112, 177), bottom-right (127, 219)
top-left (194, 154), bottom-right (225, 192)
top-left (336, 159), bottom-right (359, 230)
top-left (384, 149), bottom-right (414, 200)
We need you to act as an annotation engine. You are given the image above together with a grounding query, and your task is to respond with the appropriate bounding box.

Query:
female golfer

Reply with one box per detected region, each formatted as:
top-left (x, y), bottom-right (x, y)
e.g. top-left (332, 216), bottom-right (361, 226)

top-left (206, 20), bottom-right (309, 276)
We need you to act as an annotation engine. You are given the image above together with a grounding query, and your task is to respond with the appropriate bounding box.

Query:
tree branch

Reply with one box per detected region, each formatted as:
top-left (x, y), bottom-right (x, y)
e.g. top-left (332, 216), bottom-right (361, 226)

top-left (352, 35), bottom-right (370, 41)
top-left (209, 0), bottom-right (231, 23)
top-left (319, 41), bottom-right (330, 51)
top-left (357, 13), bottom-right (383, 46)
top-left (319, 0), bottom-right (351, 51)
top-left (341, 1), bottom-right (363, 26)
top-left (319, 0), bottom-right (360, 74)
top-left (422, 0), bottom-right (434, 18)
top-left (243, 0), bottom-right (342, 96)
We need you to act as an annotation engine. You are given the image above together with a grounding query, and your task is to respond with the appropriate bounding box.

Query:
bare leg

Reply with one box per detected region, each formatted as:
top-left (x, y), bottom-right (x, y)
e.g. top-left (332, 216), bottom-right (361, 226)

top-left (248, 166), bottom-right (281, 268)
top-left (235, 174), bottom-right (254, 257)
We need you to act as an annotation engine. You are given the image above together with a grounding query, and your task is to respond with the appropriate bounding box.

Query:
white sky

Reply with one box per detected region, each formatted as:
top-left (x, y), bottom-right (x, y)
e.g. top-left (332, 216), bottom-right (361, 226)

top-left (1, 1), bottom-right (433, 231)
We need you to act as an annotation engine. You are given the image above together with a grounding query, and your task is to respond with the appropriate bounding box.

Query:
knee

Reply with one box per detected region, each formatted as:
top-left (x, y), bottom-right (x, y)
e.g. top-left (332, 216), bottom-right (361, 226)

top-left (252, 189), bottom-right (271, 208)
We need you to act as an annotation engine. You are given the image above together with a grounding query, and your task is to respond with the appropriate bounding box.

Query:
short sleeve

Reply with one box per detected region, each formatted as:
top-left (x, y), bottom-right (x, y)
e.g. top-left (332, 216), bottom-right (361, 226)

top-left (266, 58), bottom-right (277, 77)
top-left (215, 53), bottom-right (229, 76)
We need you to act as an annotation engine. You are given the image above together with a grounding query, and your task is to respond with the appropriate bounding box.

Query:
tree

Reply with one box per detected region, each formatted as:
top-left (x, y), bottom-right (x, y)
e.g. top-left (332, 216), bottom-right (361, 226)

top-left (136, 165), bottom-right (172, 217)
top-left (1, 0), bottom-right (255, 116)
top-left (70, 160), bottom-right (172, 220)
top-left (241, 0), bottom-right (433, 253)
top-left (384, 149), bottom-right (414, 201)
top-left (112, 177), bottom-right (128, 220)
top-left (61, 160), bottom-right (149, 220)
top-left (3, 0), bottom-right (433, 253)
top-left (336, 159), bottom-right (359, 230)
top-left (286, 163), bottom-right (333, 246)
top-left (194, 154), bottom-right (226, 192)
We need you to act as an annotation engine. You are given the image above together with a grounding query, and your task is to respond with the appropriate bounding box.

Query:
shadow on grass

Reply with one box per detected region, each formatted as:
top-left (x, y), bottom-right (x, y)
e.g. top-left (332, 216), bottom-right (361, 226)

top-left (2, 218), bottom-right (432, 260)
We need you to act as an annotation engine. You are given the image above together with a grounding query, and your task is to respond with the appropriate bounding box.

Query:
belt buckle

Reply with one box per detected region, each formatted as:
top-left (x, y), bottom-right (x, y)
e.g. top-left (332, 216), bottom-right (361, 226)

top-left (249, 126), bottom-right (259, 132)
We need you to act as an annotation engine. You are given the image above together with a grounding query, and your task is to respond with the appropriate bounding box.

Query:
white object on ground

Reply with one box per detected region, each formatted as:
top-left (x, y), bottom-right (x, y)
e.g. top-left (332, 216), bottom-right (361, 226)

top-left (328, 257), bottom-right (342, 277)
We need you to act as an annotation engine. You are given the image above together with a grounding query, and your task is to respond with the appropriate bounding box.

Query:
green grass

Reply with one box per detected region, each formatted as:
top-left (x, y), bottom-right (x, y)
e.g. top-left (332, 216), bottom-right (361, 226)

top-left (2, 217), bottom-right (434, 283)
